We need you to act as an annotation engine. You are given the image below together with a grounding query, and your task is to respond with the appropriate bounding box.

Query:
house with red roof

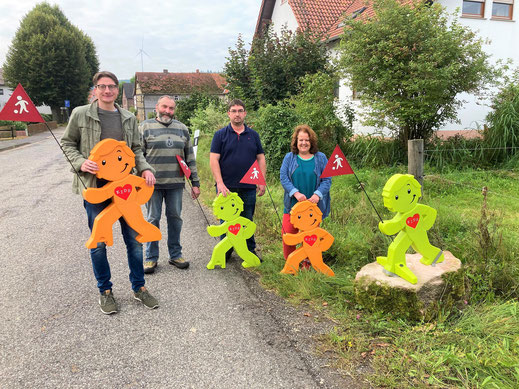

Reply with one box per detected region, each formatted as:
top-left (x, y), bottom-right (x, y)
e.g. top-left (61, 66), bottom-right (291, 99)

top-left (255, 0), bottom-right (518, 133)
top-left (134, 70), bottom-right (227, 121)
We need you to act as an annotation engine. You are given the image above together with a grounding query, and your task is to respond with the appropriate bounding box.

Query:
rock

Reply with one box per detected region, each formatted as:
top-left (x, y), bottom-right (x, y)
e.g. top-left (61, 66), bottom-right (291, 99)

top-left (354, 251), bottom-right (467, 320)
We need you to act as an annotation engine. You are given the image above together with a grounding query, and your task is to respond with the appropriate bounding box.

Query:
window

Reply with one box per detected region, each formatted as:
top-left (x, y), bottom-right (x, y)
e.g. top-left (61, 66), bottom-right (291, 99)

top-left (462, 0), bottom-right (485, 17)
top-left (0, 89), bottom-right (3, 95)
top-left (492, 0), bottom-right (513, 19)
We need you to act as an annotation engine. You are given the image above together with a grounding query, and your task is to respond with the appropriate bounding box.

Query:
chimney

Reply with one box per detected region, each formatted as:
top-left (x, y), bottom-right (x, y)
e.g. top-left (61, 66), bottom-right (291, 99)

top-left (163, 69), bottom-right (168, 73)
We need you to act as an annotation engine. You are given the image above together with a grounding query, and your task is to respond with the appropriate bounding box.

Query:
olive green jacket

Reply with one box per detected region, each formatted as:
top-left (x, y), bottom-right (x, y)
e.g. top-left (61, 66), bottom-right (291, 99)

top-left (61, 101), bottom-right (154, 194)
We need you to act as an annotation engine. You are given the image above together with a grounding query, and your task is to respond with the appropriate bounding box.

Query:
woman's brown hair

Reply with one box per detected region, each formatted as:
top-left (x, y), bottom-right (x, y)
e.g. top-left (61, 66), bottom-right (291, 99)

top-left (290, 124), bottom-right (318, 154)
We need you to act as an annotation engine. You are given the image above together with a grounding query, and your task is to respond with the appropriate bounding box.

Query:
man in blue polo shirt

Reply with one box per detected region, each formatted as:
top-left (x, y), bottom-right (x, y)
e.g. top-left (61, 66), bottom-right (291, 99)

top-left (209, 99), bottom-right (266, 256)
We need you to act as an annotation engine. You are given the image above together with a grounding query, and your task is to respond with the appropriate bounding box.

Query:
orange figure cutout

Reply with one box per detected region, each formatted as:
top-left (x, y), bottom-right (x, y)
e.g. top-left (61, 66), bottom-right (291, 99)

top-left (281, 200), bottom-right (335, 277)
top-left (82, 139), bottom-right (162, 248)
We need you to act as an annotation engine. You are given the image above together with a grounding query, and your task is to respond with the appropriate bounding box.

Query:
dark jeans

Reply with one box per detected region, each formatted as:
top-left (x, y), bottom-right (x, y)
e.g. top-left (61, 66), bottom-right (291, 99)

top-left (84, 199), bottom-right (145, 293)
top-left (145, 188), bottom-right (183, 261)
top-left (221, 187), bottom-right (257, 252)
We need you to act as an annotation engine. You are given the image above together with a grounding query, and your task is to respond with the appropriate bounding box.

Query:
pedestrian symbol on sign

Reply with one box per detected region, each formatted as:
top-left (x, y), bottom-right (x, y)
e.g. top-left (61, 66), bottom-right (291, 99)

top-left (14, 96), bottom-right (29, 114)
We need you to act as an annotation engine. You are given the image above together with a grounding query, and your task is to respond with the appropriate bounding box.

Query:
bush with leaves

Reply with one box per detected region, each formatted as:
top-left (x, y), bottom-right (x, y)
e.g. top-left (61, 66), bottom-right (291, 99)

top-left (290, 71), bottom-right (354, 157)
top-left (224, 27), bottom-right (329, 108)
top-left (175, 92), bottom-right (224, 126)
top-left (249, 103), bottom-right (300, 175)
top-left (484, 70), bottom-right (519, 162)
top-left (189, 103), bottom-right (229, 135)
top-left (0, 120), bottom-right (27, 131)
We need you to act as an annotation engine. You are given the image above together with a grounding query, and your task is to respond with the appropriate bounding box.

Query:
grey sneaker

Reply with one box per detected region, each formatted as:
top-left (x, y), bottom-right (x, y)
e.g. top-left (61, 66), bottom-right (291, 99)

top-left (168, 257), bottom-right (189, 269)
top-left (143, 260), bottom-right (157, 274)
top-left (99, 290), bottom-right (117, 315)
top-left (133, 287), bottom-right (159, 309)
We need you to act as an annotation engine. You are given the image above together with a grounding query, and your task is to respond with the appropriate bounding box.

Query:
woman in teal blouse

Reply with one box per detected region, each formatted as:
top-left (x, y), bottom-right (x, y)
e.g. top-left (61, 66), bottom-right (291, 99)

top-left (279, 125), bottom-right (332, 263)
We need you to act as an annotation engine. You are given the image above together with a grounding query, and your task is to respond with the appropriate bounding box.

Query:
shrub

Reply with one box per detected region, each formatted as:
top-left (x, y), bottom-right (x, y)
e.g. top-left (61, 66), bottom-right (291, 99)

top-left (484, 71), bottom-right (519, 162)
top-left (41, 113), bottom-right (53, 122)
top-left (290, 71), bottom-right (354, 157)
top-left (189, 102), bottom-right (229, 135)
top-left (175, 92), bottom-right (224, 126)
top-left (250, 102), bottom-right (300, 174)
top-left (0, 120), bottom-right (26, 130)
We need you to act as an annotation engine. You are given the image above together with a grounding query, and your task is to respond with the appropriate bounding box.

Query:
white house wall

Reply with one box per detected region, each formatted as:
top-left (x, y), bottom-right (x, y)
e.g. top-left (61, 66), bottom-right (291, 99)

top-left (270, 0), bottom-right (299, 34)
top-left (439, 0), bottom-right (517, 131)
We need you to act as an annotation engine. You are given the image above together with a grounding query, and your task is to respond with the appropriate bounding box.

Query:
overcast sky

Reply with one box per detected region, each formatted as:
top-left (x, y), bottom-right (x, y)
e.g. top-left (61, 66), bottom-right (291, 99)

top-left (0, 1), bottom-right (261, 80)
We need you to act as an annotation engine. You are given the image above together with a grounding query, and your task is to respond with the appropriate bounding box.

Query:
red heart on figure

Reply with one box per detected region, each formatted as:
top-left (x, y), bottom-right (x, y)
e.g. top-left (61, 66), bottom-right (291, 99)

top-left (304, 235), bottom-right (317, 246)
top-left (406, 213), bottom-right (420, 228)
top-left (228, 224), bottom-right (241, 235)
top-left (114, 184), bottom-right (132, 200)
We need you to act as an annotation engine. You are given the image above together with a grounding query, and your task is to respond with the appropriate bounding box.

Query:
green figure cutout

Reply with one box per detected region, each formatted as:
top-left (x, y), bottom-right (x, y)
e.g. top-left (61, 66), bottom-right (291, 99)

top-left (206, 193), bottom-right (261, 269)
top-left (377, 174), bottom-right (444, 284)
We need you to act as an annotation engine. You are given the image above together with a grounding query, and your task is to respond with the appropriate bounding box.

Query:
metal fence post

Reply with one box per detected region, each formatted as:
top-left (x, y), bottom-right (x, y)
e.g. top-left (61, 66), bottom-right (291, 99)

top-left (408, 139), bottom-right (424, 187)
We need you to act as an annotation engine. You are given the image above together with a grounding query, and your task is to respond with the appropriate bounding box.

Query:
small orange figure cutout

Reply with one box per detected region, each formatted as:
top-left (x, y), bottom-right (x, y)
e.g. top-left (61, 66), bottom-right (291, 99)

top-left (82, 139), bottom-right (162, 248)
top-left (281, 200), bottom-right (335, 276)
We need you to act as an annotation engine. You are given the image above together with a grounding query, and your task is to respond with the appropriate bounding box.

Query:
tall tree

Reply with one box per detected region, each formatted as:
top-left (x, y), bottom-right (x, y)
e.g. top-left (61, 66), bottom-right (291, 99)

top-left (3, 2), bottom-right (99, 120)
top-left (223, 34), bottom-right (257, 109)
top-left (224, 27), bottom-right (330, 108)
top-left (340, 0), bottom-right (495, 142)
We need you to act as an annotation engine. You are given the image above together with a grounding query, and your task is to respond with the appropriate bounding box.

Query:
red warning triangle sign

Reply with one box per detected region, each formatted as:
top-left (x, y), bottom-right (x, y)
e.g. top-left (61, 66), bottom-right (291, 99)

top-left (239, 160), bottom-right (266, 186)
top-left (176, 155), bottom-right (191, 179)
top-left (0, 84), bottom-right (44, 123)
top-left (320, 145), bottom-right (354, 178)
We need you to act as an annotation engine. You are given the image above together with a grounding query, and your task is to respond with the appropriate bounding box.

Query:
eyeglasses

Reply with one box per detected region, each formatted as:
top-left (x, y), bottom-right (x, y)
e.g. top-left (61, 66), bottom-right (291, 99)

top-left (96, 84), bottom-right (118, 91)
top-left (229, 109), bottom-right (245, 114)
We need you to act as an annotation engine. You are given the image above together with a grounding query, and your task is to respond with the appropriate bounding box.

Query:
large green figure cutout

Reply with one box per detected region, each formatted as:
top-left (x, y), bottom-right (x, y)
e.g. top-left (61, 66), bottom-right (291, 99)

top-left (206, 193), bottom-right (261, 269)
top-left (377, 174), bottom-right (444, 284)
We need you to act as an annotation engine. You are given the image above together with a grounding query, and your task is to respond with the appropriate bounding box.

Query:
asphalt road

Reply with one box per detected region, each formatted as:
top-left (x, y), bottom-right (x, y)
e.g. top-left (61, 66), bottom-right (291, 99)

top-left (0, 129), bottom-right (357, 389)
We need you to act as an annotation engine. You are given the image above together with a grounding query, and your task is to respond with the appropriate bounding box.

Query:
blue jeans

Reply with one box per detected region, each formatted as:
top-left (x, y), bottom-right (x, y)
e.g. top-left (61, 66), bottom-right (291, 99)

top-left (225, 188), bottom-right (257, 252)
top-left (84, 200), bottom-right (145, 293)
top-left (145, 188), bottom-right (183, 262)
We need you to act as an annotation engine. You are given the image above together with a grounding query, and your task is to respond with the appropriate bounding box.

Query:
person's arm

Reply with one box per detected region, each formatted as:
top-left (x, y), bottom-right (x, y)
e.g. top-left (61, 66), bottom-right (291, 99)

top-left (279, 153), bottom-right (306, 202)
top-left (256, 153), bottom-right (266, 196)
top-left (61, 108), bottom-right (89, 172)
top-left (129, 117), bottom-right (155, 186)
top-left (210, 152), bottom-right (230, 196)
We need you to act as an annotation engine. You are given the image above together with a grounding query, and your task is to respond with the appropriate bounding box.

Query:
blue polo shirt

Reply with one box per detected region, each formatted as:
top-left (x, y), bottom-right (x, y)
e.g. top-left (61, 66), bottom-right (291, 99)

top-left (210, 124), bottom-right (264, 189)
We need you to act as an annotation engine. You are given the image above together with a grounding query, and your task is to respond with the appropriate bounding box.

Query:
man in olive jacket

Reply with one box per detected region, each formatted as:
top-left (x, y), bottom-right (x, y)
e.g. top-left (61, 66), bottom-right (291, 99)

top-left (61, 71), bottom-right (159, 315)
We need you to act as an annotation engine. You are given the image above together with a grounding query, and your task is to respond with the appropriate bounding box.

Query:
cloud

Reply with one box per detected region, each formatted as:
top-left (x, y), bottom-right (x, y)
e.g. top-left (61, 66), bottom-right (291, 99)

top-left (0, 1), bottom-right (260, 79)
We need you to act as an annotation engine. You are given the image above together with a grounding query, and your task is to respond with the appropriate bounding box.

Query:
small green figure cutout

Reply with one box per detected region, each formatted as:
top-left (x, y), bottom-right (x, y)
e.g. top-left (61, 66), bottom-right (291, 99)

top-left (206, 193), bottom-right (261, 269)
top-left (377, 174), bottom-right (444, 284)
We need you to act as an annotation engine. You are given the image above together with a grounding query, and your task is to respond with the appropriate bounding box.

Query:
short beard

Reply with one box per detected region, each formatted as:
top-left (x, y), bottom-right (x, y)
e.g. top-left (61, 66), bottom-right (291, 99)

top-left (157, 112), bottom-right (173, 124)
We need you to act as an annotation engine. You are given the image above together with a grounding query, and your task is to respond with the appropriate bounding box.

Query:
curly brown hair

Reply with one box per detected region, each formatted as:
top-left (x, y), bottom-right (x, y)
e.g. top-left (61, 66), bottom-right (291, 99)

top-left (290, 124), bottom-right (318, 154)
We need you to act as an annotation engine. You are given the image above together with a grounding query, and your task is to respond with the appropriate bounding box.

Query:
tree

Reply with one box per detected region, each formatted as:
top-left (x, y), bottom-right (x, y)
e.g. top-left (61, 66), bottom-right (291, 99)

top-left (175, 92), bottom-right (223, 127)
top-left (340, 0), bottom-right (494, 142)
top-left (3, 2), bottom-right (99, 120)
top-left (290, 71), bottom-right (354, 156)
top-left (223, 34), bottom-right (257, 109)
top-left (224, 27), bottom-right (330, 108)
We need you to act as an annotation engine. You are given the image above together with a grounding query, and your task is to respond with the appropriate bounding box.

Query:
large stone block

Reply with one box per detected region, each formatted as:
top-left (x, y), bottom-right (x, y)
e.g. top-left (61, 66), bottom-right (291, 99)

top-left (354, 251), bottom-right (467, 320)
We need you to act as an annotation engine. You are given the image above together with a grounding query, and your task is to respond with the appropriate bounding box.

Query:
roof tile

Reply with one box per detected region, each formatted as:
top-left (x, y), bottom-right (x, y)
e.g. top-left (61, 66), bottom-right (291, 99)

top-left (135, 72), bottom-right (227, 95)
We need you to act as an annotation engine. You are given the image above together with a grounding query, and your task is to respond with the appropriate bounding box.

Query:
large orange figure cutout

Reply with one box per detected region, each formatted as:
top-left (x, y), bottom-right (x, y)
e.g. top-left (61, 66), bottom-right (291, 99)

top-left (281, 200), bottom-right (335, 276)
top-left (82, 139), bottom-right (162, 248)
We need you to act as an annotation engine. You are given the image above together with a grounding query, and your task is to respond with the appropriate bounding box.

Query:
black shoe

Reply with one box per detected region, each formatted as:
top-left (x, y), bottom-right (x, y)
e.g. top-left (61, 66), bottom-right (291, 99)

top-left (168, 257), bottom-right (190, 269)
